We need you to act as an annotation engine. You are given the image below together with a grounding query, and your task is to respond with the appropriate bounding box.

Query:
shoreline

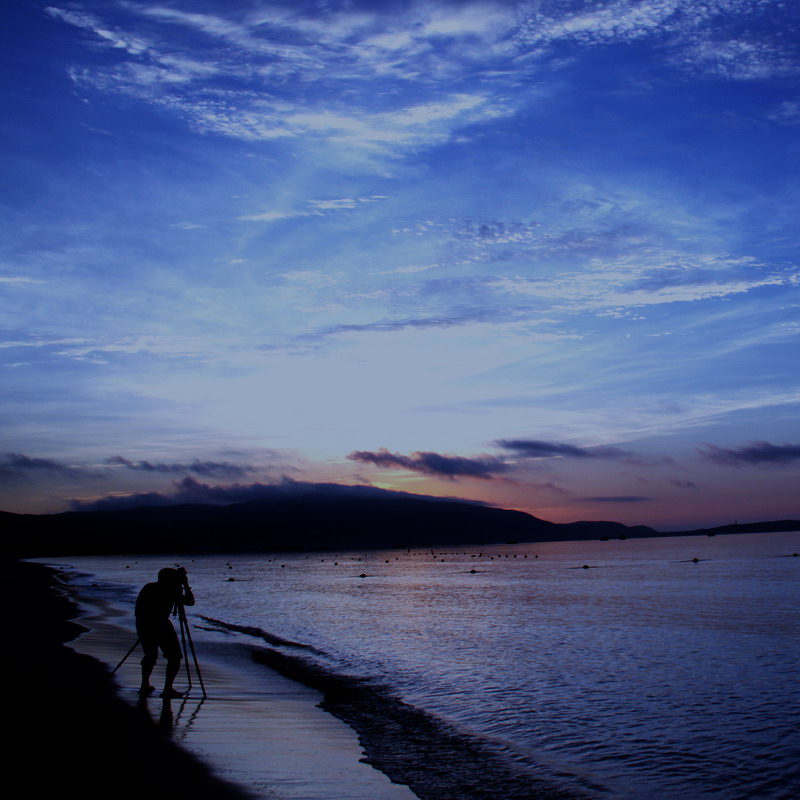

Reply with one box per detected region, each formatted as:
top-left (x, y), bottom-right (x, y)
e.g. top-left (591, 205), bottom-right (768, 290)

top-left (22, 555), bottom-right (583, 800)
top-left (5, 558), bottom-right (251, 800)
top-left (24, 557), bottom-right (420, 800)
top-left (248, 645), bottom-right (583, 800)
top-left (11, 533), bottom-right (800, 800)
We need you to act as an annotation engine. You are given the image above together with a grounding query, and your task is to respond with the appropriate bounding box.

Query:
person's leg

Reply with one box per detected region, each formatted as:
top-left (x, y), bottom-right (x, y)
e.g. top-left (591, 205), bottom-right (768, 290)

top-left (159, 623), bottom-right (184, 698)
top-left (138, 635), bottom-right (158, 694)
top-left (162, 656), bottom-right (182, 697)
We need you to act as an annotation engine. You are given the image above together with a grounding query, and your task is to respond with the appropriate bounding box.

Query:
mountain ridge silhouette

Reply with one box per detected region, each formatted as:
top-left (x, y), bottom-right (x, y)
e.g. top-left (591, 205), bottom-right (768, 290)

top-left (2, 489), bottom-right (796, 557)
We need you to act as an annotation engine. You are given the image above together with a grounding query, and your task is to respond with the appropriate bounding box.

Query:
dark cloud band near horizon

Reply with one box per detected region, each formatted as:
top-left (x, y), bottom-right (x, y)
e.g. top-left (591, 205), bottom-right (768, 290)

top-left (0, 452), bottom-right (103, 482)
top-left (1, 451), bottom-right (264, 484)
top-left (347, 448), bottom-right (510, 480)
top-left (105, 455), bottom-right (259, 478)
top-left (698, 441), bottom-right (800, 466)
top-left (494, 439), bottom-right (632, 459)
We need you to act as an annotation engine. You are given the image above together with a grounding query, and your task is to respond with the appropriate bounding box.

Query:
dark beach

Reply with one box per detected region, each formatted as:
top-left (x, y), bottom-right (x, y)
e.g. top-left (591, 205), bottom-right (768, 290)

top-left (5, 557), bottom-right (251, 799)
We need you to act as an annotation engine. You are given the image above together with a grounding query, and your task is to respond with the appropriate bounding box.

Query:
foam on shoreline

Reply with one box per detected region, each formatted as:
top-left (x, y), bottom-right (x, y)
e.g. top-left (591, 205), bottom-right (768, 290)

top-left (204, 617), bottom-right (587, 800)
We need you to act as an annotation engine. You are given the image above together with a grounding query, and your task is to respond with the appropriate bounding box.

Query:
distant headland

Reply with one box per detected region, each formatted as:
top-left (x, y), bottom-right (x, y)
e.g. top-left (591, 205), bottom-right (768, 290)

top-left (2, 487), bottom-right (797, 557)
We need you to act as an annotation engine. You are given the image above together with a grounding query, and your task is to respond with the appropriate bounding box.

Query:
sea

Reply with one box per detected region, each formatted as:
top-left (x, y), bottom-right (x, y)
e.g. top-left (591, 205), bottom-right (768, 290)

top-left (55, 531), bottom-right (799, 800)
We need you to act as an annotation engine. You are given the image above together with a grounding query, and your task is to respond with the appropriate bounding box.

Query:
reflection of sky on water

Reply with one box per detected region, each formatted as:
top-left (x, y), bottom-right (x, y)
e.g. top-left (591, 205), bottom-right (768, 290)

top-left (63, 531), bottom-right (800, 799)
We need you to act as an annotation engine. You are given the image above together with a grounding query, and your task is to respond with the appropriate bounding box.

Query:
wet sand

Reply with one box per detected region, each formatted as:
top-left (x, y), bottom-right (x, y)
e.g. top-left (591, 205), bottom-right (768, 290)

top-left (6, 559), bottom-right (417, 800)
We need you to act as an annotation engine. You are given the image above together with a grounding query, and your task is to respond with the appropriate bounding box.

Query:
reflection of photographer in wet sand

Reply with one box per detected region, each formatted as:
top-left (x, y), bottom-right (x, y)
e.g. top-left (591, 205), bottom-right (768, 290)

top-left (135, 567), bottom-right (195, 698)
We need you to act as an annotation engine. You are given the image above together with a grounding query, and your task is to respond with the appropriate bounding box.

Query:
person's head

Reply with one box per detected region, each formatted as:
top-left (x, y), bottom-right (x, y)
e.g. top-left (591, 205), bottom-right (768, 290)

top-left (157, 567), bottom-right (181, 585)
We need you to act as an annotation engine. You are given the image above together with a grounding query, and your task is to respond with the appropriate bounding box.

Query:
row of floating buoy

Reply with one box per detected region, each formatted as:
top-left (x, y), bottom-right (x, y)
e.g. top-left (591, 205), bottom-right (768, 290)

top-left (216, 549), bottom-right (800, 581)
top-left (114, 543), bottom-right (799, 583)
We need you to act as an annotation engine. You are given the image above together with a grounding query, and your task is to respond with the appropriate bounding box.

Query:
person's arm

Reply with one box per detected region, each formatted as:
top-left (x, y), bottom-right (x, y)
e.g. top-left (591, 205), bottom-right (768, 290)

top-left (177, 568), bottom-right (196, 607)
top-left (181, 585), bottom-right (195, 606)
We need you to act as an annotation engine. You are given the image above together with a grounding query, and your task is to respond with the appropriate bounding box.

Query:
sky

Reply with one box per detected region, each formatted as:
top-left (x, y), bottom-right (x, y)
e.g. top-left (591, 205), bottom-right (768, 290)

top-left (2, 0), bottom-right (799, 530)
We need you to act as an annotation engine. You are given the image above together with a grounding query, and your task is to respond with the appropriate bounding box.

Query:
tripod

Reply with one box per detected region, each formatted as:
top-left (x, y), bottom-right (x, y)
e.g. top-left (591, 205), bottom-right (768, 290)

top-left (175, 600), bottom-right (207, 699)
top-left (112, 601), bottom-right (207, 699)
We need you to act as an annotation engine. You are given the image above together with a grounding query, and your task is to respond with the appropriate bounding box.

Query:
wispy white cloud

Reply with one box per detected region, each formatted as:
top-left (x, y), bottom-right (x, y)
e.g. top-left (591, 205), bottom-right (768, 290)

top-left (0, 334), bottom-right (214, 363)
top-left (280, 94), bottom-right (501, 148)
top-left (673, 37), bottom-right (799, 80)
top-left (50, 0), bottom-right (797, 166)
top-left (466, 386), bottom-right (800, 446)
top-left (767, 99), bottom-right (800, 125)
top-left (133, 5), bottom-right (255, 41)
top-left (515, 0), bottom-right (798, 83)
top-left (119, 89), bottom-right (503, 154)
top-left (0, 276), bottom-right (43, 286)
top-left (381, 263), bottom-right (442, 275)
top-left (238, 209), bottom-right (307, 222)
top-left (171, 221), bottom-right (204, 230)
top-left (46, 6), bottom-right (150, 55)
top-left (489, 254), bottom-right (797, 312)
top-left (0, 336), bottom-right (87, 350)
top-left (280, 270), bottom-right (339, 288)
top-left (240, 193), bottom-right (387, 222)
top-left (518, 0), bottom-right (684, 45)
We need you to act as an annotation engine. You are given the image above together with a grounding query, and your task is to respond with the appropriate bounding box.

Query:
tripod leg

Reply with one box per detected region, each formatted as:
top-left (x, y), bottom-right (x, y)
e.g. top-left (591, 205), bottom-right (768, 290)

top-left (176, 609), bottom-right (193, 693)
top-left (112, 638), bottom-right (140, 675)
top-left (179, 605), bottom-right (207, 699)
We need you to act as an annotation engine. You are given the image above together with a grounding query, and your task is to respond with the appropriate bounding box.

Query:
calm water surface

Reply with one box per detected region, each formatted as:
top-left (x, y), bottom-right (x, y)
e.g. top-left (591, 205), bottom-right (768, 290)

top-left (62, 532), bottom-right (799, 800)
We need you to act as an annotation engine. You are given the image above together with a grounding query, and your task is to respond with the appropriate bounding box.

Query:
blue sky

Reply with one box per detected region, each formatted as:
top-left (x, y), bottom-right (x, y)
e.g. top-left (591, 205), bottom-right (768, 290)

top-left (2, 0), bottom-right (799, 528)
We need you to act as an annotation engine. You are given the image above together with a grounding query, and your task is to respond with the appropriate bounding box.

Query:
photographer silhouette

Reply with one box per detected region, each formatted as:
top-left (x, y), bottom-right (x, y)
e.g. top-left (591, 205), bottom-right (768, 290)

top-left (135, 567), bottom-right (195, 698)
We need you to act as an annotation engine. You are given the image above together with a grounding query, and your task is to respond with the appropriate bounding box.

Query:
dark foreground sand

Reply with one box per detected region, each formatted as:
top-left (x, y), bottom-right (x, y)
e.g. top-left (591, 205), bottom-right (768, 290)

top-left (5, 558), bottom-right (251, 800)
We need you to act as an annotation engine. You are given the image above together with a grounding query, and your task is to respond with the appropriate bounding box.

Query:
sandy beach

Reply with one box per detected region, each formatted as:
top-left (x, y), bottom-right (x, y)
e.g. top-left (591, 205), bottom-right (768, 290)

top-left (6, 558), bottom-right (250, 799)
top-left (6, 558), bottom-right (417, 800)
